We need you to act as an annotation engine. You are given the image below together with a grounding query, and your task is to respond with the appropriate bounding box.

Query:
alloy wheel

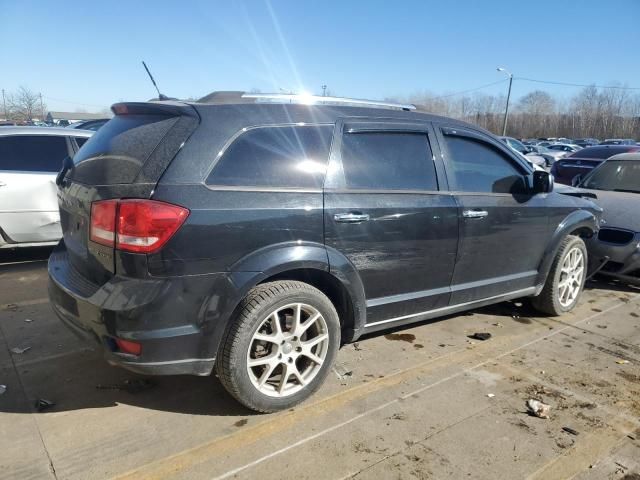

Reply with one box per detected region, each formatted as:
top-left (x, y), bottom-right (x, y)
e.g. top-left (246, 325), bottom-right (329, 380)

top-left (246, 303), bottom-right (329, 397)
top-left (558, 247), bottom-right (585, 307)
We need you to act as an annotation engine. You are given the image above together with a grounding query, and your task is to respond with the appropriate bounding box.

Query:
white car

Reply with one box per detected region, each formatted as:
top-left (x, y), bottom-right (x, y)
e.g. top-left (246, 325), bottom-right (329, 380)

top-left (0, 127), bottom-right (93, 248)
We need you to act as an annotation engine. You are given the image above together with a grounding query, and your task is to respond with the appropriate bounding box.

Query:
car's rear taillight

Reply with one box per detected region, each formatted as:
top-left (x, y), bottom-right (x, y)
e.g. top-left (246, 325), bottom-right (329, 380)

top-left (90, 199), bottom-right (189, 253)
top-left (90, 200), bottom-right (118, 247)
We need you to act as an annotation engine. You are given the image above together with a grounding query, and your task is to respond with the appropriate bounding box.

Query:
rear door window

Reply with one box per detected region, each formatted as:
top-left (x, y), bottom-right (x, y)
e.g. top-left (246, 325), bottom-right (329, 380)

top-left (0, 135), bottom-right (69, 172)
top-left (443, 133), bottom-right (524, 193)
top-left (340, 132), bottom-right (437, 190)
top-left (207, 125), bottom-right (333, 188)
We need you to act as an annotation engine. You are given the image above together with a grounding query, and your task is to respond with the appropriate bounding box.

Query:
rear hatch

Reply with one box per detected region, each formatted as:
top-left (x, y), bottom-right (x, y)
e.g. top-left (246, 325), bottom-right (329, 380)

top-left (58, 102), bottom-right (199, 284)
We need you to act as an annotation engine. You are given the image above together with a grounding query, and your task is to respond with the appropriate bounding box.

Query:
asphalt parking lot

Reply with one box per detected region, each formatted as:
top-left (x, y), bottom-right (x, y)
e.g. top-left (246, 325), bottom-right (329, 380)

top-left (1, 248), bottom-right (639, 480)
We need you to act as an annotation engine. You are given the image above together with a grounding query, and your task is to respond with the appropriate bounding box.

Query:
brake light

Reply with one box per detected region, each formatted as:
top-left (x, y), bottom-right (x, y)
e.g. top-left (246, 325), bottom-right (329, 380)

top-left (90, 200), bottom-right (118, 247)
top-left (89, 199), bottom-right (189, 253)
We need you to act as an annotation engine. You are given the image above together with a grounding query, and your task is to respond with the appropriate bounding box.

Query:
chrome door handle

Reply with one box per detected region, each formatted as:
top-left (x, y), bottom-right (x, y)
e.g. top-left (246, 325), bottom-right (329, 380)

top-left (462, 209), bottom-right (488, 219)
top-left (334, 213), bottom-right (370, 223)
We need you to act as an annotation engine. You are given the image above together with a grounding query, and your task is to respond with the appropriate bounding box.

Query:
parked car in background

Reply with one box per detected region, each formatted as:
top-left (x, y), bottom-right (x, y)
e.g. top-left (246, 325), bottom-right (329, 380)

top-left (600, 139), bottom-right (636, 145)
top-left (498, 136), bottom-right (547, 168)
top-left (550, 145), bottom-right (640, 185)
top-left (0, 127), bottom-right (93, 248)
top-left (529, 145), bottom-right (567, 167)
top-left (525, 145), bottom-right (558, 167)
top-left (546, 143), bottom-right (582, 154)
top-left (48, 92), bottom-right (600, 413)
top-left (573, 138), bottom-right (600, 148)
top-left (66, 118), bottom-right (110, 131)
top-left (576, 153), bottom-right (640, 284)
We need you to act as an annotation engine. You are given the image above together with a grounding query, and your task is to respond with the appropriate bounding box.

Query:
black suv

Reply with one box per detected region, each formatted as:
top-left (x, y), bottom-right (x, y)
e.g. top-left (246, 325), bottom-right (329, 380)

top-left (48, 93), bottom-right (601, 412)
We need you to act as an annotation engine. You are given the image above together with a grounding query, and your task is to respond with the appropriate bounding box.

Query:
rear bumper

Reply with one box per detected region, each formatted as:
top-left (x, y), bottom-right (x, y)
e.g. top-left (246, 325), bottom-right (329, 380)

top-left (48, 243), bottom-right (234, 376)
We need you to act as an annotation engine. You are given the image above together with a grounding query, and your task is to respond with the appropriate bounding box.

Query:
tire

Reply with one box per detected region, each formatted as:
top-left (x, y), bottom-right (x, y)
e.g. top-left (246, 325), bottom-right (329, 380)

top-left (532, 235), bottom-right (588, 316)
top-left (216, 281), bottom-right (340, 413)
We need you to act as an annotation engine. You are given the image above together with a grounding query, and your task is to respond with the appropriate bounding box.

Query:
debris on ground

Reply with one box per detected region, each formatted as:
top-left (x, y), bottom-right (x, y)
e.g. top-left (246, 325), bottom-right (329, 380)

top-left (562, 426), bottom-right (579, 436)
top-left (487, 393), bottom-right (495, 398)
top-left (34, 399), bottom-right (55, 412)
top-left (492, 322), bottom-right (503, 327)
top-left (96, 379), bottom-right (156, 394)
top-left (0, 385), bottom-right (6, 395)
top-left (526, 399), bottom-right (551, 419)
top-left (333, 365), bottom-right (353, 381)
top-left (10, 346), bottom-right (31, 354)
top-left (616, 359), bottom-right (630, 365)
top-left (390, 412), bottom-right (407, 420)
top-left (353, 342), bottom-right (363, 351)
top-left (5, 304), bottom-right (18, 311)
top-left (24, 318), bottom-right (33, 323)
top-left (468, 332), bottom-right (492, 341)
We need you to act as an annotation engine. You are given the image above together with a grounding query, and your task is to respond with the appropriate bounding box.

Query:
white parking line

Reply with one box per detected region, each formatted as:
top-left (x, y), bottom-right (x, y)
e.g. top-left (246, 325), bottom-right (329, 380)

top-left (211, 295), bottom-right (639, 480)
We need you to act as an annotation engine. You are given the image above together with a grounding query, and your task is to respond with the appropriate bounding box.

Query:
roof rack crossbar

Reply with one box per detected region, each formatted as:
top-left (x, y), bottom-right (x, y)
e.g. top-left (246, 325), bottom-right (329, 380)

top-left (241, 93), bottom-right (416, 111)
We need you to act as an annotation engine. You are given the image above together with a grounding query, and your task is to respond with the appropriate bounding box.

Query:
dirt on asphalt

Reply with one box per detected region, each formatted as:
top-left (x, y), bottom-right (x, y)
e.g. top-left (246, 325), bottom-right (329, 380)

top-left (0, 248), bottom-right (639, 480)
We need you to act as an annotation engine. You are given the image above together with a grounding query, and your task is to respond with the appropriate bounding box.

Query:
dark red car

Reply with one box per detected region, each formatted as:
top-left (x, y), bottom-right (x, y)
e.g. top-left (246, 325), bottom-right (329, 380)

top-left (551, 145), bottom-right (640, 185)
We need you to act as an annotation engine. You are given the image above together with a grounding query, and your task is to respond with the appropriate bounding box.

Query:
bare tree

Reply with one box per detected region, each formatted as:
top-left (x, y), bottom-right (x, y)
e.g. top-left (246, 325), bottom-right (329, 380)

top-left (7, 86), bottom-right (45, 122)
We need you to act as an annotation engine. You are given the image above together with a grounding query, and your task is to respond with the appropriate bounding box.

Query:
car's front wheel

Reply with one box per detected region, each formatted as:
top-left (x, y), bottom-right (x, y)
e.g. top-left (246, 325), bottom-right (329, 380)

top-left (532, 235), bottom-right (587, 315)
top-left (216, 281), bottom-right (340, 413)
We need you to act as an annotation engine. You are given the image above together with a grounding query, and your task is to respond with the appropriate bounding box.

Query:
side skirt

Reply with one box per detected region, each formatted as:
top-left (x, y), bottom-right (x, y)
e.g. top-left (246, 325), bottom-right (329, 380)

top-left (362, 287), bottom-right (538, 334)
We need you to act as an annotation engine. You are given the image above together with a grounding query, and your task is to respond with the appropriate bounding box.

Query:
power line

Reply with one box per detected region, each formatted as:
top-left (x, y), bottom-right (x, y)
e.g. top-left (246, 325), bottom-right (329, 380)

top-left (515, 77), bottom-right (640, 91)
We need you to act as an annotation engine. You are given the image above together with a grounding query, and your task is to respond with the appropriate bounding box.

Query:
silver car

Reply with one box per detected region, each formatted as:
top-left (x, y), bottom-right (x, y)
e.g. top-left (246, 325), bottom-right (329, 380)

top-left (0, 127), bottom-right (93, 248)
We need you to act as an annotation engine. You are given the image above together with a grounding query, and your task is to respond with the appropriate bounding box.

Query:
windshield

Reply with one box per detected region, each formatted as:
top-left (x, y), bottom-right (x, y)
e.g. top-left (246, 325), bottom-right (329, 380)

top-left (581, 160), bottom-right (640, 193)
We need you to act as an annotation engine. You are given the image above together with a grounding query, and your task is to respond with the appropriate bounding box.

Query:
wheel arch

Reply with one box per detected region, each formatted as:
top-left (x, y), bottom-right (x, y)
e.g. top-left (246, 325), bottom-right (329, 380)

top-left (218, 242), bottom-right (366, 348)
top-left (535, 209), bottom-right (599, 288)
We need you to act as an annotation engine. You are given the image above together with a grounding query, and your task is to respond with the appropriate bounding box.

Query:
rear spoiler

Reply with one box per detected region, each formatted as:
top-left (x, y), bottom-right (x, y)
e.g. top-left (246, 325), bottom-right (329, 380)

top-left (111, 101), bottom-right (198, 118)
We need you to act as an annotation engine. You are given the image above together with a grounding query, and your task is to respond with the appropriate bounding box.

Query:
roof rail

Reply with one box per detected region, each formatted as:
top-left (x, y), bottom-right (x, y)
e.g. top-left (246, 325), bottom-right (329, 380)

top-left (241, 93), bottom-right (416, 111)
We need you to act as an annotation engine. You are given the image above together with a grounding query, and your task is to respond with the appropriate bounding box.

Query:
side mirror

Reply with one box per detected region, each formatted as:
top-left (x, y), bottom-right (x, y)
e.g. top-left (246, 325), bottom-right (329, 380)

top-left (532, 170), bottom-right (554, 194)
top-left (56, 156), bottom-right (74, 186)
top-left (571, 174), bottom-right (582, 187)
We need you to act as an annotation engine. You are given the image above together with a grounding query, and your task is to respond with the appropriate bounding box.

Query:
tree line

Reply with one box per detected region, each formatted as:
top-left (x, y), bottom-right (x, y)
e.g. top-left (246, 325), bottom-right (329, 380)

top-left (395, 85), bottom-right (640, 140)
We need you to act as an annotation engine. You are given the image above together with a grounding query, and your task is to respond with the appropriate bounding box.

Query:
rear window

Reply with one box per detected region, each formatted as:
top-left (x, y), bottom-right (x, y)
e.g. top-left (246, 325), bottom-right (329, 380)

top-left (0, 135), bottom-right (68, 172)
top-left (70, 114), bottom-right (179, 184)
top-left (207, 125), bottom-right (333, 188)
top-left (568, 147), bottom-right (632, 159)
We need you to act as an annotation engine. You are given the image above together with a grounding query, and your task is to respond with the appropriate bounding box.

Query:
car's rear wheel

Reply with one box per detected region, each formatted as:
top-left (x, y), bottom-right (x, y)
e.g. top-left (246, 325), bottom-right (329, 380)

top-left (216, 281), bottom-right (340, 413)
top-left (532, 235), bottom-right (587, 315)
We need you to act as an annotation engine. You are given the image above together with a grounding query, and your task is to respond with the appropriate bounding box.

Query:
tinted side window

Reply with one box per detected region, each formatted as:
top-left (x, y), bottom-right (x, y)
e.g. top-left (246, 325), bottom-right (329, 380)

top-left (443, 134), bottom-right (523, 193)
top-left (74, 137), bottom-right (89, 148)
top-left (341, 132), bottom-right (437, 190)
top-left (0, 135), bottom-right (68, 172)
top-left (208, 125), bottom-right (333, 188)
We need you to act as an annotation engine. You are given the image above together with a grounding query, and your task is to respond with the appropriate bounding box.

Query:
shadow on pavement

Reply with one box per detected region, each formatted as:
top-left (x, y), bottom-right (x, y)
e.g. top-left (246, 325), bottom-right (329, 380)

top-left (0, 347), bottom-right (254, 417)
top-left (0, 246), bottom-right (54, 267)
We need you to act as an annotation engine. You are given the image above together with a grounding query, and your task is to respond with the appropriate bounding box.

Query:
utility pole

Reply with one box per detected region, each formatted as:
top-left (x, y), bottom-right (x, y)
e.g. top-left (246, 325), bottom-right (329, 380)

top-left (321, 85), bottom-right (327, 97)
top-left (496, 67), bottom-right (513, 136)
top-left (1, 89), bottom-right (6, 120)
top-left (39, 93), bottom-right (45, 121)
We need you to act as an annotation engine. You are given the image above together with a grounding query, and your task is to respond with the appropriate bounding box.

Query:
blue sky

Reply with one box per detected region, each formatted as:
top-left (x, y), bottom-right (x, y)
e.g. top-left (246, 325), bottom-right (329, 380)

top-left (1, 0), bottom-right (639, 112)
